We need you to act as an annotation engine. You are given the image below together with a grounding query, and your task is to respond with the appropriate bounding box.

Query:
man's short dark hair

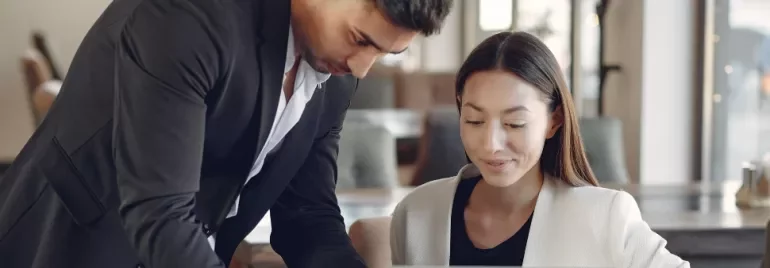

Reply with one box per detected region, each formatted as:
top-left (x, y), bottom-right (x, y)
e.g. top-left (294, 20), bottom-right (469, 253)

top-left (372, 0), bottom-right (454, 36)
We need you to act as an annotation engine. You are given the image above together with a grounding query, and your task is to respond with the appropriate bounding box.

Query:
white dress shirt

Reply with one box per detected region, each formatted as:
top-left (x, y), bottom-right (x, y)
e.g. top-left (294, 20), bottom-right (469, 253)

top-left (208, 24), bottom-right (330, 249)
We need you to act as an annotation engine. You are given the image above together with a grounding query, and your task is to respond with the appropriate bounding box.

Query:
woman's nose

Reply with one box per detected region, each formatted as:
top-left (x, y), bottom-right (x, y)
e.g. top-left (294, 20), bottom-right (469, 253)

top-left (482, 123), bottom-right (506, 152)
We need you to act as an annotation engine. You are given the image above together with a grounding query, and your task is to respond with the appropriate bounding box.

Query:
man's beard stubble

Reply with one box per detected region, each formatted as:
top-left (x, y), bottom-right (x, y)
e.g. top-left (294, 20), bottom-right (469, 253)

top-left (299, 47), bottom-right (330, 74)
top-left (292, 29), bottom-right (330, 74)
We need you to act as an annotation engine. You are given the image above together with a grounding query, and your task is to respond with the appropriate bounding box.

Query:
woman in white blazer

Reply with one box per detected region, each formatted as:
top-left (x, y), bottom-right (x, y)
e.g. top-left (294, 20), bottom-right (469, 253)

top-left (390, 32), bottom-right (689, 268)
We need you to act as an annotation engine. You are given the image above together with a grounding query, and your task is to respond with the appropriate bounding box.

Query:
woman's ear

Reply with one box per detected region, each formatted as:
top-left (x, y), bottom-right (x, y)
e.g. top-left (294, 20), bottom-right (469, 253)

top-left (546, 105), bottom-right (564, 139)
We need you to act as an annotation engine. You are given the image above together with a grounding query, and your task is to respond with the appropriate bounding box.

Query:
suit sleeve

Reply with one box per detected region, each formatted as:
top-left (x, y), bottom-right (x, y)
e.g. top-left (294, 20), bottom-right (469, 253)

top-left (269, 105), bottom-right (366, 267)
top-left (112, 1), bottom-right (230, 267)
top-left (607, 191), bottom-right (690, 268)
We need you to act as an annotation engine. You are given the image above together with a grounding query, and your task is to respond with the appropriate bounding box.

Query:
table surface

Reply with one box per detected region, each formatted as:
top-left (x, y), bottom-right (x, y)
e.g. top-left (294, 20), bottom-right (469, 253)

top-left (244, 180), bottom-right (770, 244)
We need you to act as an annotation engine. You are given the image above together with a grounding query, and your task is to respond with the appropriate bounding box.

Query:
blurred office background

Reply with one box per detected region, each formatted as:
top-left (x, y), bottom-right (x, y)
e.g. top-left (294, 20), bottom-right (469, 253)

top-left (1, 0), bottom-right (769, 267)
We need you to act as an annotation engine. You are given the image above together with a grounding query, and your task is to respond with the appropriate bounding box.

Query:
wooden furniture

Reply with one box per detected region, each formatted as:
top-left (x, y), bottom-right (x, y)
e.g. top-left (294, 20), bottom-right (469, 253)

top-left (19, 32), bottom-right (63, 126)
top-left (363, 64), bottom-right (457, 111)
top-left (21, 49), bottom-right (54, 124)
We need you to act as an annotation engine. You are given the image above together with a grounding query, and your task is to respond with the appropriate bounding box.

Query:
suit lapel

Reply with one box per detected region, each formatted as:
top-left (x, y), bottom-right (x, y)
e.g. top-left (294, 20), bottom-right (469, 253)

top-left (210, 0), bottom-right (291, 258)
top-left (522, 176), bottom-right (556, 266)
top-left (435, 177), bottom-right (458, 265)
top-left (227, 88), bottom-right (326, 248)
top-left (207, 0), bottom-right (290, 238)
top-left (428, 165), bottom-right (474, 265)
top-left (253, 0), bottom-right (290, 160)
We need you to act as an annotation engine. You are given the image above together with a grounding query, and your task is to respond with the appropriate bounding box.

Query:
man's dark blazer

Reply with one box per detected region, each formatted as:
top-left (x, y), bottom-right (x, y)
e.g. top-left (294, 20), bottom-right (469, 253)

top-left (0, 0), bottom-right (365, 267)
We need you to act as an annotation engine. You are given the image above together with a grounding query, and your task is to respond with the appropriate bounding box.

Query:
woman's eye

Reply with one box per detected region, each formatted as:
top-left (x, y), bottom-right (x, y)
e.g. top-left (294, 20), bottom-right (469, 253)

top-left (506, 122), bottom-right (527, 128)
top-left (464, 120), bottom-right (483, 125)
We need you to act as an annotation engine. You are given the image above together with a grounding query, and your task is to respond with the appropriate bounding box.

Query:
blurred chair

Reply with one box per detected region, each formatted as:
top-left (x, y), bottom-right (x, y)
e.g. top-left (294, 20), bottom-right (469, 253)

top-left (578, 117), bottom-right (630, 184)
top-left (32, 31), bottom-right (63, 81)
top-left (337, 121), bottom-right (399, 190)
top-left (32, 80), bottom-right (61, 121)
top-left (410, 107), bottom-right (467, 186)
top-left (349, 76), bottom-right (395, 109)
top-left (21, 48), bottom-right (59, 125)
top-left (348, 216), bottom-right (392, 268)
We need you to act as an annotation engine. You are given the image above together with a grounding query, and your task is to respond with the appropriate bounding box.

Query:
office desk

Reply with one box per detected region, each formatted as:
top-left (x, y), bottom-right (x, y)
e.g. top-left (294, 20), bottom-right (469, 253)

top-left (240, 181), bottom-right (768, 267)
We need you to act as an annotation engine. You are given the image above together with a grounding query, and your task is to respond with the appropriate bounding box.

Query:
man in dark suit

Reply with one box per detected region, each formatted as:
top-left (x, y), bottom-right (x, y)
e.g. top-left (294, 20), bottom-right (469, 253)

top-left (0, 0), bottom-right (453, 267)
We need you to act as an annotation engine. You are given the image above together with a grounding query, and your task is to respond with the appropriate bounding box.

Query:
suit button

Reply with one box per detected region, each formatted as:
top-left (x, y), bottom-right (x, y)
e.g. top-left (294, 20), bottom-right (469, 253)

top-left (202, 224), bottom-right (213, 236)
top-left (136, 264), bottom-right (144, 268)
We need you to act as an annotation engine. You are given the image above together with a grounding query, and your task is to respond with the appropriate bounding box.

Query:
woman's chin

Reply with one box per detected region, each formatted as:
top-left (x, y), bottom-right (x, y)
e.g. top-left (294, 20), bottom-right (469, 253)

top-left (479, 171), bottom-right (522, 188)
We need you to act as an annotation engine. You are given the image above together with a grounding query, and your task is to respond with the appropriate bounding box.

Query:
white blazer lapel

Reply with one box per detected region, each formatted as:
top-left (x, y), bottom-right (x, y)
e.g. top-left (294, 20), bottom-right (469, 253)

top-left (427, 178), bottom-right (454, 265)
top-left (522, 176), bottom-right (557, 266)
top-left (428, 164), bottom-right (481, 264)
top-left (406, 176), bottom-right (456, 264)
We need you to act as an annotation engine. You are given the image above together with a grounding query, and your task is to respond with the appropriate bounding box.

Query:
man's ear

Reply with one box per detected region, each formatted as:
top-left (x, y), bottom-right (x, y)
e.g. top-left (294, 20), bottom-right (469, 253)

top-left (546, 105), bottom-right (564, 139)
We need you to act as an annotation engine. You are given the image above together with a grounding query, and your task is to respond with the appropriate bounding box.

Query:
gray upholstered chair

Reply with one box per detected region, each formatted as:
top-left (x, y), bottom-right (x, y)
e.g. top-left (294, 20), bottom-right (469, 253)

top-left (410, 107), bottom-right (467, 186)
top-left (336, 122), bottom-right (399, 190)
top-left (578, 117), bottom-right (630, 184)
top-left (349, 76), bottom-right (395, 109)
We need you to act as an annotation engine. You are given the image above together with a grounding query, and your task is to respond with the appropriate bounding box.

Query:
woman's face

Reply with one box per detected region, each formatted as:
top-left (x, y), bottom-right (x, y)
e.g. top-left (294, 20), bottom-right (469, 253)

top-left (459, 70), bottom-right (561, 187)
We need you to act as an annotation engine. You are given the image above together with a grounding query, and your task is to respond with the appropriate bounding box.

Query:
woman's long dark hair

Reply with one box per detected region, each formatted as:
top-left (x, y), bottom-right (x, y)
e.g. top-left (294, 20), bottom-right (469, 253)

top-left (455, 31), bottom-right (599, 187)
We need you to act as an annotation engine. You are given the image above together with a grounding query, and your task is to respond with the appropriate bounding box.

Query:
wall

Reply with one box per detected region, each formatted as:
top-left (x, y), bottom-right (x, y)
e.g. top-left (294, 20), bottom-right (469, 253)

top-left (639, 0), bottom-right (696, 184)
top-left (604, 0), bottom-right (645, 183)
top-left (421, 0), bottom-right (464, 72)
top-left (0, 0), bottom-right (108, 160)
top-left (604, 0), bottom-right (697, 184)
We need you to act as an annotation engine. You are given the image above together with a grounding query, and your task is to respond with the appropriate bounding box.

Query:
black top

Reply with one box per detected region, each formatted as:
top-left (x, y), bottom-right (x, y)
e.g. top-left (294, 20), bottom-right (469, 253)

top-left (449, 176), bottom-right (533, 266)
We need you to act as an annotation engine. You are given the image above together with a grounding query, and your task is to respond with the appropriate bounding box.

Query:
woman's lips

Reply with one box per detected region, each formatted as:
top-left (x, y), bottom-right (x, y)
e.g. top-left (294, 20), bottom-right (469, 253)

top-left (482, 159), bottom-right (513, 173)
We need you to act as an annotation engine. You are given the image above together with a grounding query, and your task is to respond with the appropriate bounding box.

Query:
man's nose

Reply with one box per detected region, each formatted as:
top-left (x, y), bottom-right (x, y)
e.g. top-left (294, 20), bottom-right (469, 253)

top-left (346, 53), bottom-right (379, 78)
